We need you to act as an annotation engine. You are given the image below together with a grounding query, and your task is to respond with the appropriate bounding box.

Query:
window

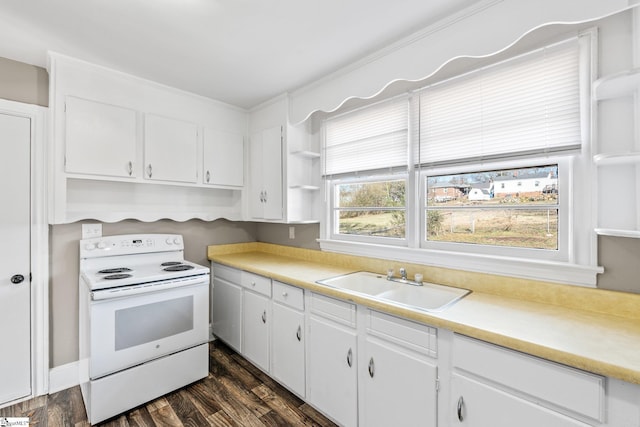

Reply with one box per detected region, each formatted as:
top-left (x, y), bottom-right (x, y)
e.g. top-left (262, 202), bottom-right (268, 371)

top-left (321, 33), bottom-right (595, 285)
top-left (325, 98), bottom-right (409, 244)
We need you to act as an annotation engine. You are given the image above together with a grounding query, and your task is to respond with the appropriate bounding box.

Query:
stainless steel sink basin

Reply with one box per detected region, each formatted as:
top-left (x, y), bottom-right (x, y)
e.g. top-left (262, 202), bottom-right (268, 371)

top-left (316, 271), bottom-right (470, 312)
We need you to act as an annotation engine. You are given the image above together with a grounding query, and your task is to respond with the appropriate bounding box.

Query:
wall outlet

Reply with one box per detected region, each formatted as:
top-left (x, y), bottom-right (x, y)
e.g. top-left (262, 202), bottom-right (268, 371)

top-left (289, 226), bottom-right (295, 240)
top-left (82, 223), bottom-right (102, 239)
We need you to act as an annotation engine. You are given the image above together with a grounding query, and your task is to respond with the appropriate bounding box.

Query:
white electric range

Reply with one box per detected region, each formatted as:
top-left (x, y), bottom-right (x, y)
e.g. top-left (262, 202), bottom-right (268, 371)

top-left (78, 234), bottom-right (210, 424)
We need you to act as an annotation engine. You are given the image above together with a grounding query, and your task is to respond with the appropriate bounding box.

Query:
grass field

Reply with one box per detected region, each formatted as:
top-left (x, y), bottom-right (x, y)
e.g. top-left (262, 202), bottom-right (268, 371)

top-left (339, 208), bottom-right (558, 249)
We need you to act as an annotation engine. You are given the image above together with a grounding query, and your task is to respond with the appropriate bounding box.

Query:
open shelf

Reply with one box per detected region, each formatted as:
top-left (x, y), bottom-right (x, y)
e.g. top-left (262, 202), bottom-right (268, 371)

top-left (594, 68), bottom-right (640, 100)
top-left (289, 184), bottom-right (320, 191)
top-left (593, 152), bottom-right (640, 166)
top-left (595, 228), bottom-right (640, 239)
top-left (291, 150), bottom-right (321, 159)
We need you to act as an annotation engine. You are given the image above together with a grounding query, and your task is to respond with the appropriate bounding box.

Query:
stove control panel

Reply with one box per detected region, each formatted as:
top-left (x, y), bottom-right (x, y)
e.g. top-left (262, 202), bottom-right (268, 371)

top-left (80, 234), bottom-right (184, 258)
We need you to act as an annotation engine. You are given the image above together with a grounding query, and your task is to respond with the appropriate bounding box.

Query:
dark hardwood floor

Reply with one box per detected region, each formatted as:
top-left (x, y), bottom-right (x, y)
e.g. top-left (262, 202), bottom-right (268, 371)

top-left (0, 342), bottom-right (337, 427)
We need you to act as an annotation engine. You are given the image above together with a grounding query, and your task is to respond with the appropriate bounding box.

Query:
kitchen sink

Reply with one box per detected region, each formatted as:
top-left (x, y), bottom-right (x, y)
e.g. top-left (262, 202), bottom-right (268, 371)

top-left (316, 271), bottom-right (470, 312)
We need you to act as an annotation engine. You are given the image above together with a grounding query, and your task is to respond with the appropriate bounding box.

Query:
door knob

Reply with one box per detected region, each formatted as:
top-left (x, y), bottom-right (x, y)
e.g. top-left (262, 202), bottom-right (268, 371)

top-left (10, 274), bottom-right (25, 284)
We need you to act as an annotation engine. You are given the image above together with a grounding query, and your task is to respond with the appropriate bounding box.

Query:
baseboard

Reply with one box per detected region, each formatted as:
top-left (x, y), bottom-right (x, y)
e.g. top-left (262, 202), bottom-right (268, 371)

top-left (49, 361), bottom-right (79, 393)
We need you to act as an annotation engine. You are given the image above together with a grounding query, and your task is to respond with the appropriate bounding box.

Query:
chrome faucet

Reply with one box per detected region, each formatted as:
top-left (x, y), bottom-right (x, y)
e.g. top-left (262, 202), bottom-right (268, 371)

top-left (399, 267), bottom-right (407, 280)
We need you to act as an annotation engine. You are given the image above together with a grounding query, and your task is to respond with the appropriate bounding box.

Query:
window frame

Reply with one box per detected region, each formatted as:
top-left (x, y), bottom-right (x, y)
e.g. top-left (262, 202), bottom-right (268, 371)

top-left (418, 157), bottom-right (570, 262)
top-left (328, 173), bottom-right (411, 246)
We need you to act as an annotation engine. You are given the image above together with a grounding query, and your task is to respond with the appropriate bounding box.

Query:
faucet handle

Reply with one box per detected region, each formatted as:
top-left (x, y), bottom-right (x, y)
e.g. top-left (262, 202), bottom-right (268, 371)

top-left (399, 267), bottom-right (407, 279)
top-left (386, 268), bottom-right (394, 280)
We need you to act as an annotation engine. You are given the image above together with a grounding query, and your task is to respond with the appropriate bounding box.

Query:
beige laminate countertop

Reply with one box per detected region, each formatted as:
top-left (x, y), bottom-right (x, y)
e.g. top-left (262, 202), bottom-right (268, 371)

top-left (208, 242), bottom-right (640, 385)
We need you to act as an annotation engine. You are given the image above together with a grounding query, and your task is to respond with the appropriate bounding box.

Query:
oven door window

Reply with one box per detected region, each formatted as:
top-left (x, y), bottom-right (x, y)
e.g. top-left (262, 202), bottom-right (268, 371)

top-left (115, 296), bottom-right (193, 351)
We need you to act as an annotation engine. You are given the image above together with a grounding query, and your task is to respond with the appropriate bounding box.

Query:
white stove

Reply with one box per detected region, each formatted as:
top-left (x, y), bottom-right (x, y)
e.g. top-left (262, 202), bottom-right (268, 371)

top-left (78, 234), bottom-right (210, 424)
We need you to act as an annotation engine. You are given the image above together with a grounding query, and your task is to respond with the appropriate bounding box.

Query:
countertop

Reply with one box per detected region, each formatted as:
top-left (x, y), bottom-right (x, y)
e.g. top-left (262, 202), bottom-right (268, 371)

top-left (208, 242), bottom-right (640, 385)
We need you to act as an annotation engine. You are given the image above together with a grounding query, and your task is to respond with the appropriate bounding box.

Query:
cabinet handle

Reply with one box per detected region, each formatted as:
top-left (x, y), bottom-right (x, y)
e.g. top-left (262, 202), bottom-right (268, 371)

top-left (147, 164), bottom-right (153, 178)
top-left (368, 357), bottom-right (375, 378)
top-left (206, 170), bottom-right (210, 183)
top-left (259, 190), bottom-right (264, 202)
top-left (282, 291), bottom-right (288, 298)
top-left (296, 325), bottom-right (302, 341)
top-left (346, 348), bottom-right (353, 367)
top-left (457, 396), bottom-right (464, 422)
top-left (264, 190), bottom-right (268, 203)
top-left (127, 161), bottom-right (133, 176)
top-left (261, 310), bottom-right (266, 324)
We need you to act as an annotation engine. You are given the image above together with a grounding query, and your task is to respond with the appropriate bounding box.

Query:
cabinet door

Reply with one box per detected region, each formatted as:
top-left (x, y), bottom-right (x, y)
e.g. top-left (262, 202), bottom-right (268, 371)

top-left (361, 338), bottom-right (437, 427)
top-left (65, 96), bottom-right (137, 178)
top-left (261, 126), bottom-right (283, 220)
top-left (211, 276), bottom-right (242, 353)
top-left (203, 129), bottom-right (244, 187)
top-left (242, 290), bottom-right (270, 372)
top-left (249, 126), bottom-right (282, 220)
top-left (451, 374), bottom-right (593, 427)
top-left (271, 303), bottom-right (305, 397)
top-left (307, 315), bottom-right (358, 427)
top-left (144, 114), bottom-right (198, 183)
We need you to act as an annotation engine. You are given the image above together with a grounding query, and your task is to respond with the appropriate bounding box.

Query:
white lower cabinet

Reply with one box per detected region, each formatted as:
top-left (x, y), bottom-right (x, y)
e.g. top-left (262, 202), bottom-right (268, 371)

top-left (211, 263), bottom-right (242, 352)
top-left (271, 281), bottom-right (306, 397)
top-left (359, 310), bottom-right (438, 427)
top-left (451, 334), bottom-right (604, 427)
top-left (241, 272), bottom-right (272, 372)
top-left (307, 294), bottom-right (358, 427)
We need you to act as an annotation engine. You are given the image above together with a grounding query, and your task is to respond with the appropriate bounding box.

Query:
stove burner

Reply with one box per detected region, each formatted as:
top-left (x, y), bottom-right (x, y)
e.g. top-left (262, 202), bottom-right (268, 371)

top-left (98, 267), bottom-right (132, 274)
top-left (163, 265), bottom-right (195, 272)
top-left (103, 273), bottom-right (133, 280)
top-left (161, 261), bottom-right (182, 267)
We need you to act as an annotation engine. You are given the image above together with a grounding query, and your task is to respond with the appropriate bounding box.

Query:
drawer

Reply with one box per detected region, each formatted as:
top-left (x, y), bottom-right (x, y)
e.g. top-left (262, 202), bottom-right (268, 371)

top-left (367, 310), bottom-right (437, 358)
top-left (241, 271), bottom-right (271, 297)
top-left (310, 293), bottom-right (356, 327)
top-left (212, 263), bottom-right (240, 283)
top-left (272, 281), bottom-right (304, 311)
top-left (453, 334), bottom-right (604, 422)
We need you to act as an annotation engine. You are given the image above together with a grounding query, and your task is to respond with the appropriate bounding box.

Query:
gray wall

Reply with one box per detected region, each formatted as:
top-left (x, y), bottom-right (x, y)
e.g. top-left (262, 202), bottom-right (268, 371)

top-left (0, 56), bottom-right (48, 106)
top-left (256, 222), bottom-right (321, 250)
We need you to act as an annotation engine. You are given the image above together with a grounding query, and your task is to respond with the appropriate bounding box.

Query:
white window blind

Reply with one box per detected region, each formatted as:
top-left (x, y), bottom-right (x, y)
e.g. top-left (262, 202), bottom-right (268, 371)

top-left (418, 38), bottom-right (581, 167)
top-left (324, 98), bottom-right (408, 176)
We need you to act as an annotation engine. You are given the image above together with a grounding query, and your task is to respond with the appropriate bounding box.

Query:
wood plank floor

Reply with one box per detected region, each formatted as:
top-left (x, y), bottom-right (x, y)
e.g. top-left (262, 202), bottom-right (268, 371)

top-left (0, 341), bottom-right (338, 427)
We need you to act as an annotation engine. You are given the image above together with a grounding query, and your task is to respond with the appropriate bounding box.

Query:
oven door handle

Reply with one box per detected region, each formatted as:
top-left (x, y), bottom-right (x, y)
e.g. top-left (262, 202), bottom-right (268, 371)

top-left (91, 275), bottom-right (209, 300)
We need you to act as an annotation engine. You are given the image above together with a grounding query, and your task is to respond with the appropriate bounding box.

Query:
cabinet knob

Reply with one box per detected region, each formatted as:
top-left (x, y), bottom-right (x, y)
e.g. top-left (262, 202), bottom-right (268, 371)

top-left (296, 325), bottom-right (302, 341)
top-left (457, 396), bottom-right (465, 422)
top-left (10, 274), bottom-right (25, 284)
top-left (261, 310), bottom-right (267, 324)
top-left (368, 357), bottom-right (375, 378)
top-left (282, 291), bottom-right (288, 298)
top-left (346, 348), bottom-right (353, 367)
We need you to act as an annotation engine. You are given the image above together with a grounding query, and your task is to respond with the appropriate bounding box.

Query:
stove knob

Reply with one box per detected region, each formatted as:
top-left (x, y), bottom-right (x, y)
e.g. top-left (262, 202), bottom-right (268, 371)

top-left (173, 237), bottom-right (181, 245)
top-left (165, 237), bottom-right (173, 245)
top-left (97, 241), bottom-right (107, 250)
top-left (85, 243), bottom-right (96, 251)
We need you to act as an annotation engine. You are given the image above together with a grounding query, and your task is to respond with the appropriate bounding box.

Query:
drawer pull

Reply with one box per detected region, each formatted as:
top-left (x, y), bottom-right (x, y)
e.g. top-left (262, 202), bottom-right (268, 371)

top-left (282, 291), bottom-right (288, 298)
top-left (368, 357), bottom-right (375, 378)
top-left (296, 325), bottom-right (302, 341)
top-left (347, 348), bottom-right (353, 367)
top-left (457, 396), bottom-right (464, 422)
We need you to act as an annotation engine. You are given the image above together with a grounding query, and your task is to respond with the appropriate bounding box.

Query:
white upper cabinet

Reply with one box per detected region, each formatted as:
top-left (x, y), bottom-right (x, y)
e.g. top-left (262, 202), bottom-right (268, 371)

top-left (249, 126), bottom-right (283, 220)
top-left (65, 96), bottom-right (138, 178)
top-left (203, 129), bottom-right (244, 187)
top-left (48, 53), bottom-right (247, 223)
top-left (248, 95), bottom-right (319, 223)
top-left (144, 114), bottom-right (198, 184)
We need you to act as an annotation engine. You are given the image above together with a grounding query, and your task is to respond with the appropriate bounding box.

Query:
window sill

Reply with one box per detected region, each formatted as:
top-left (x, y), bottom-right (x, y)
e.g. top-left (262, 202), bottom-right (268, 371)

top-left (317, 239), bottom-right (603, 288)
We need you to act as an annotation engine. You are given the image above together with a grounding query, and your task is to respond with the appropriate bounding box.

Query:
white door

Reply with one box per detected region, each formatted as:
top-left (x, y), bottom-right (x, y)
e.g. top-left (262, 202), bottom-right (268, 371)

top-left (203, 129), bottom-right (244, 187)
top-left (261, 126), bottom-right (283, 220)
top-left (271, 302), bottom-right (305, 396)
top-left (242, 290), bottom-right (270, 372)
top-left (0, 112), bottom-right (31, 404)
top-left (144, 114), bottom-right (198, 183)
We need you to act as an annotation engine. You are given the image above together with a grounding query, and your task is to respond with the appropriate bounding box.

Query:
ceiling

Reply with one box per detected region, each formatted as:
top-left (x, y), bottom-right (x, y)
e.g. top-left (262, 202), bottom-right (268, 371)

top-left (0, 0), bottom-right (483, 109)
